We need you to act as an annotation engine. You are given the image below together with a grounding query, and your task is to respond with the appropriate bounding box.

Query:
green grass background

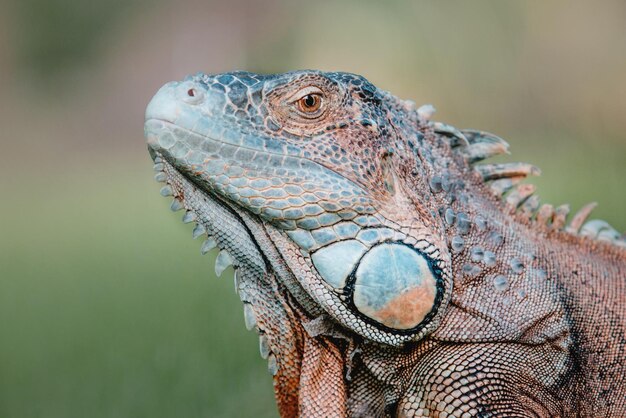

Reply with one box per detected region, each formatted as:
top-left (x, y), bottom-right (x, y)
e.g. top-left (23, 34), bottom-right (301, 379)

top-left (1, 1), bottom-right (625, 417)
top-left (0, 163), bottom-right (276, 417)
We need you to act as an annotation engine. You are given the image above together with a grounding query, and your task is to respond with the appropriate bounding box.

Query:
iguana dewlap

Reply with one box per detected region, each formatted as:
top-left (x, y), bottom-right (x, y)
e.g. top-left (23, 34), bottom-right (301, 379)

top-left (144, 71), bottom-right (626, 417)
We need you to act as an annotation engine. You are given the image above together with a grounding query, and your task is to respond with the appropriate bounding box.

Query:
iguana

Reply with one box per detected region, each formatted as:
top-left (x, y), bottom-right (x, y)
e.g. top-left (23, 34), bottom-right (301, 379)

top-left (143, 70), bottom-right (626, 417)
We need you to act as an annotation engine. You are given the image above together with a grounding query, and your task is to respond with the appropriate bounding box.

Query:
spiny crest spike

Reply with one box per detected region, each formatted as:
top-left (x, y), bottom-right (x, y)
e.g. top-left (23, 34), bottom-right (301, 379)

top-left (598, 227), bottom-right (622, 242)
top-left (259, 334), bottom-right (270, 359)
top-left (215, 250), bottom-right (234, 276)
top-left (489, 177), bottom-right (524, 197)
top-left (460, 130), bottom-right (510, 163)
top-left (505, 184), bottom-right (536, 208)
top-left (536, 204), bottom-right (555, 226)
top-left (552, 204), bottom-right (570, 230)
top-left (477, 163), bottom-right (541, 181)
top-left (432, 121), bottom-right (470, 147)
top-left (192, 224), bottom-right (206, 239)
top-left (170, 198), bottom-right (184, 211)
top-left (520, 194), bottom-right (540, 217)
top-left (182, 211), bottom-right (197, 224)
top-left (200, 237), bottom-right (217, 255)
top-left (566, 202), bottom-right (598, 234)
top-left (160, 185), bottom-right (174, 197)
top-left (267, 354), bottom-right (278, 376)
top-left (416, 104), bottom-right (436, 120)
top-left (243, 303), bottom-right (257, 331)
top-left (580, 219), bottom-right (612, 239)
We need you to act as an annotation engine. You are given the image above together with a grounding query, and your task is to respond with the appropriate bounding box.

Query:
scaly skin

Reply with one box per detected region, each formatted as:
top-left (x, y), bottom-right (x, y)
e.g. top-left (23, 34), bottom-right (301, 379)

top-left (144, 71), bottom-right (626, 417)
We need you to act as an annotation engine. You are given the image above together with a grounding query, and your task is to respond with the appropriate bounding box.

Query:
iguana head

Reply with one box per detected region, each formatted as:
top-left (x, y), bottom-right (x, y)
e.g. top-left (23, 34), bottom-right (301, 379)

top-left (144, 71), bottom-right (453, 346)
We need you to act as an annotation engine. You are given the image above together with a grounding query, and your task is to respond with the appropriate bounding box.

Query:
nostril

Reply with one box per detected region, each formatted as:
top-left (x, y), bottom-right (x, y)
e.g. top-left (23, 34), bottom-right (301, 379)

top-left (178, 83), bottom-right (204, 104)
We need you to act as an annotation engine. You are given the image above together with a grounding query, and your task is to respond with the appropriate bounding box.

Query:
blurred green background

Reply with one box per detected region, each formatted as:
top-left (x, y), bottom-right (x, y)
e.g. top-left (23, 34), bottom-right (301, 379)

top-left (1, 1), bottom-right (624, 417)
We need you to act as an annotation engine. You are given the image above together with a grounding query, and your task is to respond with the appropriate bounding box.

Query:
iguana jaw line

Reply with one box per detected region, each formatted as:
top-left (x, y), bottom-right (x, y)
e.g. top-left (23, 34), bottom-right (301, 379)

top-left (146, 118), bottom-right (330, 318)
top-left (149, 148), bottom-right (268, 272)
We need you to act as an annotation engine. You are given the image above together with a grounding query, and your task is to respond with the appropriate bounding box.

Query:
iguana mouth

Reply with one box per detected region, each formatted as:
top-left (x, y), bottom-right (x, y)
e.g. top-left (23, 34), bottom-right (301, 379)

top-left (145, 118), bottom-right (310, 165)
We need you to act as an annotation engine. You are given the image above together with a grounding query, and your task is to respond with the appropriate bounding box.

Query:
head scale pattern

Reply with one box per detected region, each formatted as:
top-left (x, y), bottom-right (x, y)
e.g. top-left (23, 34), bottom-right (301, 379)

top-left (145, 70), bottom-right (453, 345)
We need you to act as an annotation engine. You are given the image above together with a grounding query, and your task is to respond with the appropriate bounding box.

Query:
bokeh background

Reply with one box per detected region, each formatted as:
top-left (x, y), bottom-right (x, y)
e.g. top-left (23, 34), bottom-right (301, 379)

top-left (1, 1), bottom-right (625, 417)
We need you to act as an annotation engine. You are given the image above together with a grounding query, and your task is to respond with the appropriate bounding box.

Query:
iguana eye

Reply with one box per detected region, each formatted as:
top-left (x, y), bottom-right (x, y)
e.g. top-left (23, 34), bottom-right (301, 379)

top-left (291, 87), bottom-right (325, 118)
top-left (297, 94), bottom-right (322, 113)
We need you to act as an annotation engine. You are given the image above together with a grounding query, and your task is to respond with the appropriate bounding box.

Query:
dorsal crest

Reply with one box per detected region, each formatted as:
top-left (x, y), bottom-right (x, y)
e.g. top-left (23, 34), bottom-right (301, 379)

top-left (419, 106), bottom-right (626, 249)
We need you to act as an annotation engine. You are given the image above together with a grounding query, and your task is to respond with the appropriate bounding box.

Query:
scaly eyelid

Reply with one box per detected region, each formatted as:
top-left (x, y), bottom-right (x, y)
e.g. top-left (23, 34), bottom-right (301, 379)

top-left (286, 86), bottom-right (325, 104)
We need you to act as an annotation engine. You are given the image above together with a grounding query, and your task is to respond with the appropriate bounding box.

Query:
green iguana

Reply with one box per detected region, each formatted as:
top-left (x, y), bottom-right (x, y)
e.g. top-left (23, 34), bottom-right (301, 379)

top-left (144, 70), bottom-right (626, 417)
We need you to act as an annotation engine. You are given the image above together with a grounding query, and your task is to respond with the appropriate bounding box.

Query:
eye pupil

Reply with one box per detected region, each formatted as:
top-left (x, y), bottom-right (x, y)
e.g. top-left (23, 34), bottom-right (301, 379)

top-left (187, 89), bottom-right (195, 97)
top-left (297, 93), bottom-right (322, 114)
top-left (294, 90), bottom-right (324, 116)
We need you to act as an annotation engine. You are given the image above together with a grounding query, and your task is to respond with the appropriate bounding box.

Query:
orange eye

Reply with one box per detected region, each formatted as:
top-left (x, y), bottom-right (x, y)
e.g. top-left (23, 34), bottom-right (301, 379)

top-left (296, 93), bottom-right (322, 114)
